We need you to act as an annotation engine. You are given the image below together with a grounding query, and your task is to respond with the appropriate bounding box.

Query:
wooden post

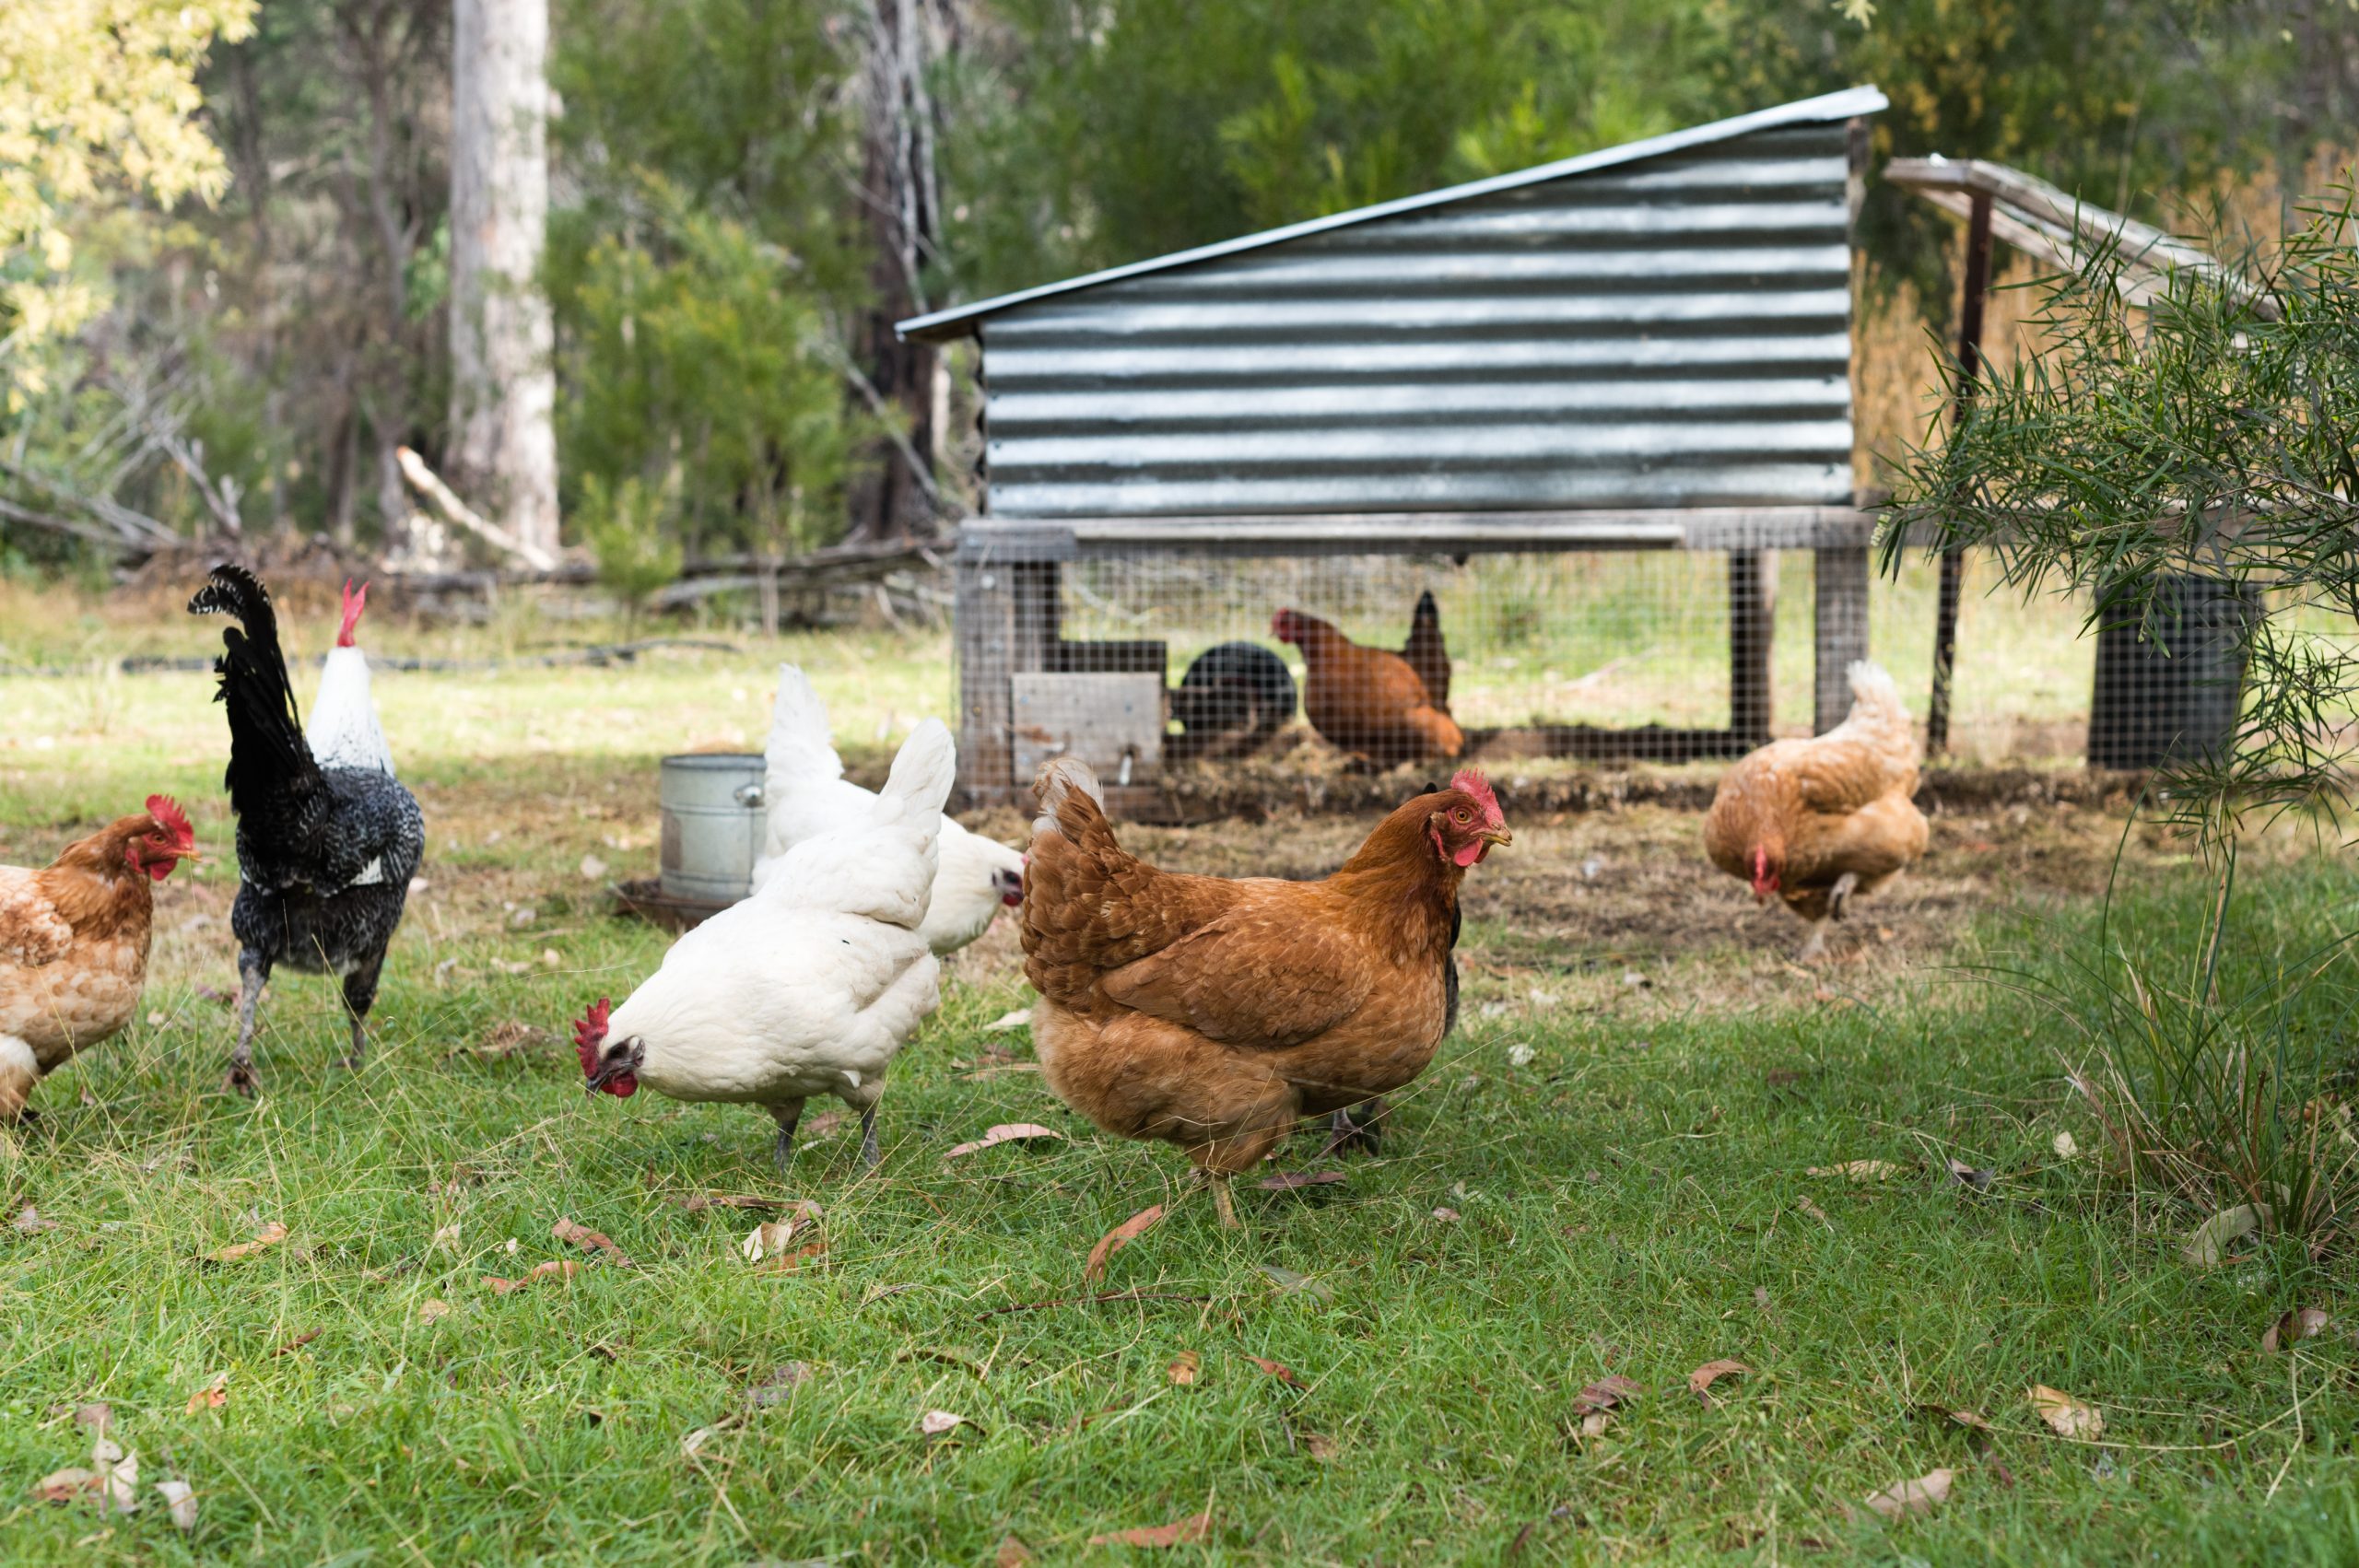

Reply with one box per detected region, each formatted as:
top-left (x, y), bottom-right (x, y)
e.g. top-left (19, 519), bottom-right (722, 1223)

top-left (757, 556), bottom-right (780, 638)
top-left (1728, 550), bottom-right (1774, 745)
top-left (954, 556), bottom-right (1016, 801)
top-left (1926, 191), bottom-right (1995, 755)
top-left (1813, 543), bottom-right (1872, 731)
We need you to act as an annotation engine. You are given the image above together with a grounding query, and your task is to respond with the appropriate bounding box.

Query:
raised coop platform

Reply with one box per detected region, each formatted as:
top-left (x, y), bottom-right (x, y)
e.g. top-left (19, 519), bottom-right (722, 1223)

top-left (952, 505), bottom-right (1876, 813)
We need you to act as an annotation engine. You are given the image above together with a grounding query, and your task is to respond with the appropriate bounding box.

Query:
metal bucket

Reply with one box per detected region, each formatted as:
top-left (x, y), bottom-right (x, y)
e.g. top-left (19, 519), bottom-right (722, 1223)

top-left (658, 754), bottom-right (767, 905)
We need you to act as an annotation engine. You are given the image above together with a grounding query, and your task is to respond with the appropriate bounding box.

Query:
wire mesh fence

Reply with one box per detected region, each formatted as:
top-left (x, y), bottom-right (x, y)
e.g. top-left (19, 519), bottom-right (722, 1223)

top-left (947, 539), bottom-right (2230, 808)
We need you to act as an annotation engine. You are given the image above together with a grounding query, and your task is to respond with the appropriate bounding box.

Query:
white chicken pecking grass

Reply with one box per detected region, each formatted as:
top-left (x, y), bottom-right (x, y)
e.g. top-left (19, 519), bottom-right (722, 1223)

top-left (305, 579), bottom-right (395, 778)
top-left (749, 663), bottom-right (1022, 955)
top-left (574, 718), bottom-right (957, 1171)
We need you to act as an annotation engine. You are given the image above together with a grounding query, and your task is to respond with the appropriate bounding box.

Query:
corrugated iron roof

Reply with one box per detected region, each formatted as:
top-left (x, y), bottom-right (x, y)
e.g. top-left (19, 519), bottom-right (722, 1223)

top-left (897, 85), bottom-right (1887, 345)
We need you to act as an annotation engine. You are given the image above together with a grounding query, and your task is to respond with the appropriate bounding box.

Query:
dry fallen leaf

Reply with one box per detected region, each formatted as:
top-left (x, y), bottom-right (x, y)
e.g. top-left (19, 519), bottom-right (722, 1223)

top-left (154, 1479), bottom-right (197, 1531)
top-left (1432, 1206), bottom-right (1462, 1223)
top-left (31, 1468), bottom-right (100, 1503)
top-left (430, 1222), bottom-right (462, 1251)
top-left (739, 1201), bottom-right (824, 1263)
top-left (944, 1123), bottom-right (1066, 1159)
top-left (2262, 1307), bottom-right (2331, 1353)
top-left (919, 1410), bottom-right (969, 1436)
top-left (1245, 1354), bottom-right (1304, 1387)
top-left (552, 1217), bottom-right (633, 1267)
top-left (1082, 1203), bottom-right (1164, 1282)
top-left (1297, 1426), bottom-right (1340, 1460)
top-left (418, 1298), bottom-right (452, 1325)
top-left (1795, 1195), bottom-right (1832, 1227)
top-left (1573, 1375), bottom-right (1644, 1416)
top-left (2183, 1203), bottom-right (2271, 1267)
top-left (93, 1437), bottom-right (136, 1513)
top-left (206, 1221), bottom-right (288, 1263)
top-left (995, 1535), bottom-right (1035, 1568)
top-left (2052, 1130), bottom-right (2081, 1160)
top-left (1167, 1352), bottom-right (1200, 1387)
top-left (71, 1403), bottom-right (111, 1435)
top-left (2028, 1385), bottom-right (2103, 1439)
top-left (1257, 1170), bottom-right (1346, 1191)
top-left (185, 1374), bottom-right (229, 1414)
top-left (13, 1204), bottom-right (54, 1234)
top-left (803, 1110), bottom-right (848, 1141)
top-left (1806, 1160), bottom-right (1902, 1181)
top-left (986, 1008), bottom-right (1032, 1031)
top-left (483, 1259), bottom-right (581, 1294)
top-left (273, 1328), bottom-right (322, 1356)
top-left (1088, 1514), bottom-right (1210, 1549)
top-left (1863, 1467), bottom-right (1954, 1520)
top-left (1919, 1404), bottom-right (1993, 1433)
top-left (1687, 1359), bottom-right (1752, 1405)
top-left (1576, 1411), bottom-right (1613, 1440)
top-left (1258, 1264), bottom-right (1333, 1302)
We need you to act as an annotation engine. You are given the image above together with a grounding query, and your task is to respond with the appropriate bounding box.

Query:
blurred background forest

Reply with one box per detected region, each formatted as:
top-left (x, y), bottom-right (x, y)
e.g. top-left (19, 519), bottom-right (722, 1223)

top-left (3, 0), bottom-right (2354, 582)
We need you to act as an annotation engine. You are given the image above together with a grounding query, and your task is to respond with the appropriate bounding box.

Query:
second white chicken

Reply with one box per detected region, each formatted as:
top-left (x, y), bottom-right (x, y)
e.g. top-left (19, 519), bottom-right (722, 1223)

top-left (749, 663), bottom-right (1021, 954)
top-left (574, 719), bottom-right (957, 1170)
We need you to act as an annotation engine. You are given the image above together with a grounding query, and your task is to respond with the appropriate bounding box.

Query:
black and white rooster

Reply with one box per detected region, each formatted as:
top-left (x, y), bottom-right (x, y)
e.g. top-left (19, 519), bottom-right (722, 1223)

top-left (189, 566), bottom-right (424, 1094)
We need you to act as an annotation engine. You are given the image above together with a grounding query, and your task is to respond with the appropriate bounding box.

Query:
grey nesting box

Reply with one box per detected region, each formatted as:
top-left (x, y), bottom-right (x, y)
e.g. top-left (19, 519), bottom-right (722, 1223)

top-left (902, 87), bottom-right (1889, 806)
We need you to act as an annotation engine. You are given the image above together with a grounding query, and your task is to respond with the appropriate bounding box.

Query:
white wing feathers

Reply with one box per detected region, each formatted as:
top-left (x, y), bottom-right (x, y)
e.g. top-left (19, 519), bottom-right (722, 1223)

top-left (749, 664), bottom-right (1024, 955)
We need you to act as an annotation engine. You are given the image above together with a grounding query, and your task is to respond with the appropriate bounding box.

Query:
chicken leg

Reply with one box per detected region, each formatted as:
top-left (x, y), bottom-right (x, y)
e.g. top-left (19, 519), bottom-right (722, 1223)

top-left (226, 951), bottom-right (267, 1097)
top-left (1190, 1166), bottom-right (1243, 1230)
top-left (1321, 1098), bottom-right (1386, 1157)
top-left (0, 1036), bottom-right (38, 1122)
top-left (766, 1099), bottom-right (806, 1173)
top-left (338, 954), bottom-right (384, 1071)
top-left (859, 1105), bottom-right (880, 1168)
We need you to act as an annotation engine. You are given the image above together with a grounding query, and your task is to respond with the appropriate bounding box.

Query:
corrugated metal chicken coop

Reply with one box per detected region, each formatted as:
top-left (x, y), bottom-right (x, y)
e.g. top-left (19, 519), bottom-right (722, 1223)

top-left (900, 88), bottom-right (1890, 810)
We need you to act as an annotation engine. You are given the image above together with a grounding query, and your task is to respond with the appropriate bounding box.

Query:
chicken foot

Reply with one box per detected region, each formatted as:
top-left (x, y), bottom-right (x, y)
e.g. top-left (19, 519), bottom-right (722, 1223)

top-left (225, 953), bottom-right (266, 1097)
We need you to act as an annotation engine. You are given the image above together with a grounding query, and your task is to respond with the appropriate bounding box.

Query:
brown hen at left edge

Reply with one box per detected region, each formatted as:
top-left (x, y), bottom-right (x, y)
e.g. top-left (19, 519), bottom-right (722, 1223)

top-left (1019, 757), bottom-right (1508, 1227)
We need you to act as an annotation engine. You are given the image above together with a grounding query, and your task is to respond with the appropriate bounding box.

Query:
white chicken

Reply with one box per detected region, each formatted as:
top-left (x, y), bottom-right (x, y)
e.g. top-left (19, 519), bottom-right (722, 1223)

top-left (575, 719), bottom-right (957, 1170)
top-left (749, 663), bottom-right (1021, 954)
top-left (305, 579), bottom-right (395, 777)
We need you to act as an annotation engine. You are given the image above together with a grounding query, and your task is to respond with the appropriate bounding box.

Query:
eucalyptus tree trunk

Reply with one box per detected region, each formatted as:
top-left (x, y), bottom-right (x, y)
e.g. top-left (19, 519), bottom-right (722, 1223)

top-left (843, 0), bottom-right (947, 544)
top-left (447, 0), bottom-right (557, 558)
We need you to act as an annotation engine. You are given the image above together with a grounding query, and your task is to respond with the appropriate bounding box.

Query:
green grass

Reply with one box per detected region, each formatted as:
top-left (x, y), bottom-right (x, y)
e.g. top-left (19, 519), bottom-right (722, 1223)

top-left (5, 608), bottom-right (2359, 1562)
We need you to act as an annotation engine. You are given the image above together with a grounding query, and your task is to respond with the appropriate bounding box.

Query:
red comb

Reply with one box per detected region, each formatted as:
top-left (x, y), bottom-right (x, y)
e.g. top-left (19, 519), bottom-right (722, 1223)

top-left (1449, 769), bottom-right (1503, 827)
top-left (145, 793), bottom-right (194, 848)
top-left (336, 579), bottom-right (369, 647)
top-left (573, 997), bottom-right (611, 1077)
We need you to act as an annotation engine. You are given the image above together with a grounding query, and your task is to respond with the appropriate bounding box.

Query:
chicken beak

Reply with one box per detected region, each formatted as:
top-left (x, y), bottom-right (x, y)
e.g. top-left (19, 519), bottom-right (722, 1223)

top-left (1480, 826), bottom-right (1513, 850)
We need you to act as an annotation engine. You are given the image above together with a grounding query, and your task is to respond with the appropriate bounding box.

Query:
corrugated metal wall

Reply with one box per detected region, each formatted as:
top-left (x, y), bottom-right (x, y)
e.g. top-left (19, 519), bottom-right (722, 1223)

top-left (980, 123), bottom-right (1854, 520)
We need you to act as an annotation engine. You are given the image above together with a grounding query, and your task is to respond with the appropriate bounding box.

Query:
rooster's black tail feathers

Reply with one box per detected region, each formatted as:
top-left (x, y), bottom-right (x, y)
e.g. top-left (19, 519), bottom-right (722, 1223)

top-left (190, 564), bottom-right (320, 816)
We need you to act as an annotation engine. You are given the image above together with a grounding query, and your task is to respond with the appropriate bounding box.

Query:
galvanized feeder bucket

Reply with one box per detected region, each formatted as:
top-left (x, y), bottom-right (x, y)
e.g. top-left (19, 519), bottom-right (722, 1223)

top-left (658, 754), bottom-right (767, 906)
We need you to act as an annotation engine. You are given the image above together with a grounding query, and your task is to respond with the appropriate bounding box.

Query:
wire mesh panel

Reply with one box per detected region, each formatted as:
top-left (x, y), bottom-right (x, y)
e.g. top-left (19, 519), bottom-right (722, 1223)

top-left (953, 542), bottom-right (1834, 803)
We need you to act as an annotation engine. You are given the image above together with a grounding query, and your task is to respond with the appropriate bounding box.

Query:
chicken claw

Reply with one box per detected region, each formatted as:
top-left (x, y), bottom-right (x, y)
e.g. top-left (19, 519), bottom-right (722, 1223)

top-left (222, 1059), bottom-right (259, 1098)
top-left (1320, 1100), bottom-right (1386, 1158)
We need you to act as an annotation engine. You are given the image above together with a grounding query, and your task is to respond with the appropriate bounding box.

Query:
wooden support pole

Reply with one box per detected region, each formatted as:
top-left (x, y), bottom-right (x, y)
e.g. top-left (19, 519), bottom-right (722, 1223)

top-left (1813, 544), bottom-right (1872, 732)
top-left (1926, 191), bottom-right (1994, 755)
top-left (954, 557), bottom-right (1016, 800)
top-left (1728, 549), bottom-right (1775, 746)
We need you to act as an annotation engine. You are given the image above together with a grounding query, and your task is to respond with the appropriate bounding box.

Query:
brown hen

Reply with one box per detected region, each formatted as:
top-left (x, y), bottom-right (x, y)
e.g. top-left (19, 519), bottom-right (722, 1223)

top-left (0, 798), bottom-right (198, 1117)
top-left (1020, 758), bottom-right (1508, 1225)
top-left (1703, 661), bottom-right (1928, 961)
top-left (1273, 605), bottom-right (1462, 765)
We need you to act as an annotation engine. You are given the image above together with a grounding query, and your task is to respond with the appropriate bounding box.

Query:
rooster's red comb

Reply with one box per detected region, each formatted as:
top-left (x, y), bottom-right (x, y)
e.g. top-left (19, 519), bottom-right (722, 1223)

top-left (1449, 769), bottom-right (1503, 828)
top-left (336, 579), bottom-right (370, 648)
top-left (145, 793), bottom-right (194, 848)
top-left (573, 998), bottom-right (612, 1077)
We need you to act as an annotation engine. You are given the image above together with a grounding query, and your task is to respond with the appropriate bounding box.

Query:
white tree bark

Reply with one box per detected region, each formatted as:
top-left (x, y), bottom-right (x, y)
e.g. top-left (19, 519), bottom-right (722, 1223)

top-left (448, 0), bottom-right (557, 558)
